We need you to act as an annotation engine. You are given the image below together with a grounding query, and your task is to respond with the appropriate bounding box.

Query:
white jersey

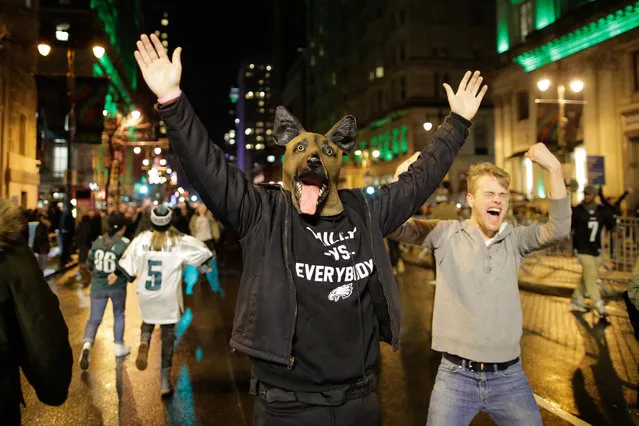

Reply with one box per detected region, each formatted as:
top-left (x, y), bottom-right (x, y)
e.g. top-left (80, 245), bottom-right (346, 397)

top-left (119, 230), bottom-right (212, 324)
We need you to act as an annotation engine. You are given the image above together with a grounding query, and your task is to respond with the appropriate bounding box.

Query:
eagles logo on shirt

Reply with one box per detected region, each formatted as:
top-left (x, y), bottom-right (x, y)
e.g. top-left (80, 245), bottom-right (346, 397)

top-left (328, 283), bottom-right (353, 302)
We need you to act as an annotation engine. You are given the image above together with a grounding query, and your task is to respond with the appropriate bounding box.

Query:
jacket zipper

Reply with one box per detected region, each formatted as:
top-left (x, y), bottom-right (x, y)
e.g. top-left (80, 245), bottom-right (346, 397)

top-left (361, 190), bottom-right (396, 345)
top-left (282, 191), bottom-right (297, 369)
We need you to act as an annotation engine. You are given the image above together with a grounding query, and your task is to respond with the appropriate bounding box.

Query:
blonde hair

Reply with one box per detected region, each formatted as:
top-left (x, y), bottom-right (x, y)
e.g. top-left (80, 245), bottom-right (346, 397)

top-left (149, 226), bottom-right (182, 251)
top-left (467, 163), bottom-right (511, 194)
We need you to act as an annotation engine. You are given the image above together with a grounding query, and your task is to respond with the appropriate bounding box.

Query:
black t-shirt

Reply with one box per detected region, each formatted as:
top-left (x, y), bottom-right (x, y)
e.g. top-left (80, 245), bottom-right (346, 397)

top-left (252, 211), bottom-right (380, 391)
top-left (572, 203), bottom-right (616, 256)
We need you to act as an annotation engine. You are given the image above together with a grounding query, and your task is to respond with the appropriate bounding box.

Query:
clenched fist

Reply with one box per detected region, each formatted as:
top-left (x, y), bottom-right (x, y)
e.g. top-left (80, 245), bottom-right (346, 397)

top-left (525, 143), bottom-right (561, 172)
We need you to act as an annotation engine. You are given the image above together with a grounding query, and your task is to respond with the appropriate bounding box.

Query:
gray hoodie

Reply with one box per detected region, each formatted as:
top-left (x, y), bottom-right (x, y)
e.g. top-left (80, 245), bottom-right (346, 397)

top-left (390, 197), bottom-right (571, 362)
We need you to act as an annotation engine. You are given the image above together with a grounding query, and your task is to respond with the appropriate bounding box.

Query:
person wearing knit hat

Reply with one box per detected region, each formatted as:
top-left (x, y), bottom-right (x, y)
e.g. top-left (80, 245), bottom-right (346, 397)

top-left (117, 205), bottom-right (213, 396)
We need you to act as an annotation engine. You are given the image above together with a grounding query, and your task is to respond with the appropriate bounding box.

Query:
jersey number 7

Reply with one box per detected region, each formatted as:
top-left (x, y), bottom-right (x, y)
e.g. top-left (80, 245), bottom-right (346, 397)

top-left (145, 260), bottom-right (163, 291)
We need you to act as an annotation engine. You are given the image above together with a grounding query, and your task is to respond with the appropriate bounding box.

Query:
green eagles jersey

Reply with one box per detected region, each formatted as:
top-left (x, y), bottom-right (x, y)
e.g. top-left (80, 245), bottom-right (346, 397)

top-left (88, 234), bottom-right (131, 292)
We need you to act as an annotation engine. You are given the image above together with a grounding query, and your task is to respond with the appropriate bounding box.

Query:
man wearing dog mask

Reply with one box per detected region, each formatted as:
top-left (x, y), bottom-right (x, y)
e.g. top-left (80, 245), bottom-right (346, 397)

top-left (134, 34), bottom-right (486, 425)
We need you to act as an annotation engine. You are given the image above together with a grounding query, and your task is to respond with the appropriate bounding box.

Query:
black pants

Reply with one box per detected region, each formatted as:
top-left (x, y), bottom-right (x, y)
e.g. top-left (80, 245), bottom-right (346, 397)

top-left (252, 392), bottom-right (380, 426)
top-left (140, 322), bottom-right (176, 369)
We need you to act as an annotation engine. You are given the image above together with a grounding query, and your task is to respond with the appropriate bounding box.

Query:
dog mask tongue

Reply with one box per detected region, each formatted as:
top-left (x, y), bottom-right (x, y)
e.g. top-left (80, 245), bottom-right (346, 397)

top-left (300, 184), bottom-right (320, 215)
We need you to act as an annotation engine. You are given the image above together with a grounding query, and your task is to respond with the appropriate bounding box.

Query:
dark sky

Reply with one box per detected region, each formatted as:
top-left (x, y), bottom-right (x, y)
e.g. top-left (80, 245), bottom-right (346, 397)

top-left (143, 1), bottom-right (285, 143)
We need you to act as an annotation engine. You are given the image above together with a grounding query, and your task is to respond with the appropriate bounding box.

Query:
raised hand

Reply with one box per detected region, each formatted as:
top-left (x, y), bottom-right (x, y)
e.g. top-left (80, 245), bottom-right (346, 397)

top-left (443, 71), bottom-right (488, 121)
top-left (525, 143), bottom-right (561, 172)
top-left (134, 34), bottom-right (182, 99)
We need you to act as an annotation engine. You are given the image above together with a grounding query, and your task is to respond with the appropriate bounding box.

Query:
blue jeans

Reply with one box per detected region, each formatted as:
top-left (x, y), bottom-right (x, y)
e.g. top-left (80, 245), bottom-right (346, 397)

top-left (427, 356), bottom-right (542, 426)
top-left (83, 288), bottom-right (127, 345)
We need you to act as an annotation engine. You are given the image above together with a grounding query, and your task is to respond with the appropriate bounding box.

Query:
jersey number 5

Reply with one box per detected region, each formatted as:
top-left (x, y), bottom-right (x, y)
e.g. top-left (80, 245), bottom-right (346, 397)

top-left (145, 260), bottom-right (163, 291)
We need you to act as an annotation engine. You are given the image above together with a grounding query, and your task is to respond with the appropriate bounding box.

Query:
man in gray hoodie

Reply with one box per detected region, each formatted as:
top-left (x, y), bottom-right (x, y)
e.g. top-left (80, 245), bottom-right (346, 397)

top-left (390, 143), bottom-right (571, 425)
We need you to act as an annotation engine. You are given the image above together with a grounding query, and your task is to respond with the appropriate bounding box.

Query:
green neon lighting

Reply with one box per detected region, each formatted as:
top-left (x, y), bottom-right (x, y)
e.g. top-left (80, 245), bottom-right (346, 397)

top-left (400, 125), bottom-right (408, 154)
top-left (97, 54), bottom-right (133, 107)
top-left (365, 111), bottom-right (405, 131)
top-left (90, 0), bottom-right (139, 106)
top-left (535, 0), bottom-right (556, 30)
top-left (497, 1), bottom-right (510, 53)
top-left (392, 129), bottom-right (399, 155)
top-left (515, 4), bottom-right (639, 72)
top-left (371, 136), bottom-right (378, 151)
top-left (536, 174), bottom-right (546, 198)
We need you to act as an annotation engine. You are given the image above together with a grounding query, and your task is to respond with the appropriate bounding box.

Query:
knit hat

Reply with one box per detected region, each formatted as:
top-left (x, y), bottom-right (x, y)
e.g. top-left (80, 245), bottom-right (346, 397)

top-left (150, 205), bottom-right (172, 230)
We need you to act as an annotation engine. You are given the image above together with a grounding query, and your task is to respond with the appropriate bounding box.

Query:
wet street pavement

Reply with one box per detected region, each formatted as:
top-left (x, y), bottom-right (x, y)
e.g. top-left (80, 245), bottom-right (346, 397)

top-left (20, 261), bottom-right (639, 425)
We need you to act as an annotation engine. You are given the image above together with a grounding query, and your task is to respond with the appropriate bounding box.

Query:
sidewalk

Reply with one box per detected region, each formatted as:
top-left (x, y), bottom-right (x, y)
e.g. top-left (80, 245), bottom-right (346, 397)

top-left (401, 247), bottom-right (631, 298)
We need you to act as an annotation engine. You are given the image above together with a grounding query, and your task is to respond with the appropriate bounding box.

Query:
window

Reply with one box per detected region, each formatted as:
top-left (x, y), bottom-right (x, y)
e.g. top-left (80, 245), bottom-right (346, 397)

top-left (517, 91), bottom-right (529, 120)
top-left (400, 76), bottom-right (407, 100)
top-left (474, 124), bottom-right (488, 155)
top-left (399, 41), bottom-right (406, 61)
top-left (53, 146), bottom-right (68, 178)
top-left (19, 114), bottom-right (26, 156)
top-left (369, 71), bottom-right (375, 81)
top-left (319, 46), bottom-right (324, 57)
top-left (331, 72), bottom-right (337, 86)
top-left (375, 66), bottom-right (384, 78)
top-left (519, 1), bottom-right (533, 42)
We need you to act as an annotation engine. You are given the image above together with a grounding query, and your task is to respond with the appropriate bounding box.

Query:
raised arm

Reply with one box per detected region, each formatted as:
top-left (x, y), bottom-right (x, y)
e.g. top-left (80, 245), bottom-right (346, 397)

top-left (388, 218), bottom-right (442, 248)
top-left (134, 34), bottom-right (262, 238)
top-left (514, 143), bottom-right (571, 255)
top-left (370, 71), bottom-right (487, 236)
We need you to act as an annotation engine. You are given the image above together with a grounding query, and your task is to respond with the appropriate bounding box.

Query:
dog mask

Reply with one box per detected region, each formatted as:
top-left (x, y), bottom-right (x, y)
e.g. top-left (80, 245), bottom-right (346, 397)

top-left (274, 106), bottom-right (357, 216)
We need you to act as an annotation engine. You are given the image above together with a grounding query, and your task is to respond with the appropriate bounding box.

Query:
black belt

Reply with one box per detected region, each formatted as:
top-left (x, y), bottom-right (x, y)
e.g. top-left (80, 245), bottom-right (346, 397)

top-left (250, 373), bottom-right (377, 406)
top-left (443, 353), bottom-right (519, 373)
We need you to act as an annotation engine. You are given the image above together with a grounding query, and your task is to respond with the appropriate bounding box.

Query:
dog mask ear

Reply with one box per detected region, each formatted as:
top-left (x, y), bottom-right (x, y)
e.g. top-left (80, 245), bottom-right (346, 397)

top-left (326, 115), bottom-right (357, 154)
top-left (273, 106), bottom-right (305, 146)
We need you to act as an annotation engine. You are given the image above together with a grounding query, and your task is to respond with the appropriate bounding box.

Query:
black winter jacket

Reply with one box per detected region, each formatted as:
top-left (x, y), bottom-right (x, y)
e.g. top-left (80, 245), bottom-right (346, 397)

top-left (160, 95), bottom-right (470, 367)
top-left (0, 199), bottom-right (73, 424)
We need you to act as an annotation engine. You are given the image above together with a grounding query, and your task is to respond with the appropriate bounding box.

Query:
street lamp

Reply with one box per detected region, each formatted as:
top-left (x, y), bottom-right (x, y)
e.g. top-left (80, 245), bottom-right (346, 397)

top-left (423, 121), bottom-right (433, 132)
top-left (38, 40), bottom-right (105, 213)
top-left (534, 77), bottom-right (587, 164)
top-left (37, 43), bottom-right (51, 56)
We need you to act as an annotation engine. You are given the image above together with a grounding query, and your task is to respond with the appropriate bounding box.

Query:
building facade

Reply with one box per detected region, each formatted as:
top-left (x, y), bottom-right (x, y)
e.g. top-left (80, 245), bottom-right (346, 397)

top-left (0, 0), bottom-right (41, 208)
top-left (36, 0), bottom-right (144, 208)
top-left (230, 60), bottom-right (279, 182)
top-left (494, 0), bottom-right (639, 211)
top-left (303, 0), bottom-right (497, 191)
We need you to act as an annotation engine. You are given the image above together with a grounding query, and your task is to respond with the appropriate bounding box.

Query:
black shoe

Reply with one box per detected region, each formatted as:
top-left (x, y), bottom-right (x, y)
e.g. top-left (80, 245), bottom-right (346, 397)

top-left (79, 347), bottom-right (90, 371)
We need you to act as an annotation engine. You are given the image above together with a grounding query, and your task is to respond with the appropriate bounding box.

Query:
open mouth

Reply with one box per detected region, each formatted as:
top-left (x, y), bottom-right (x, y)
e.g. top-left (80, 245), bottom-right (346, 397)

top-left (487, 208), bottom-right (501, 217)
top-left (293, 171), bottom-right (329, 215)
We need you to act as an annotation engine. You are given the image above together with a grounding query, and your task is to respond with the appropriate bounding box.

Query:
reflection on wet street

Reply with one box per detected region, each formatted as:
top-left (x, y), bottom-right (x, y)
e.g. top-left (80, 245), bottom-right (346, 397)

top-left (20, 263), bottom-right (639, 425)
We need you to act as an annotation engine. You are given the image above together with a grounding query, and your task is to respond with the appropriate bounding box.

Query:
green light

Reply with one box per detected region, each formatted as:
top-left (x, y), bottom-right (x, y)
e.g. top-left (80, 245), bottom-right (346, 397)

top-left (400, 125), bottom-right (408, 154)
top-left (536, 174), bottom-right (546, 198)
top-left (366, 111), bottom-right (405, 131)
top-left (96, 53), bottom-right (133, 106)
top-left (535, 0), bottom-right (556, 30)
top-left (392, 129), bottom-right (399, 155)
top-left (90, 0), bottom-right (139, 107)
top-left (515, 4), bottom-right (639, 72)
top-left (497, 1), bottom-right (510, 53)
